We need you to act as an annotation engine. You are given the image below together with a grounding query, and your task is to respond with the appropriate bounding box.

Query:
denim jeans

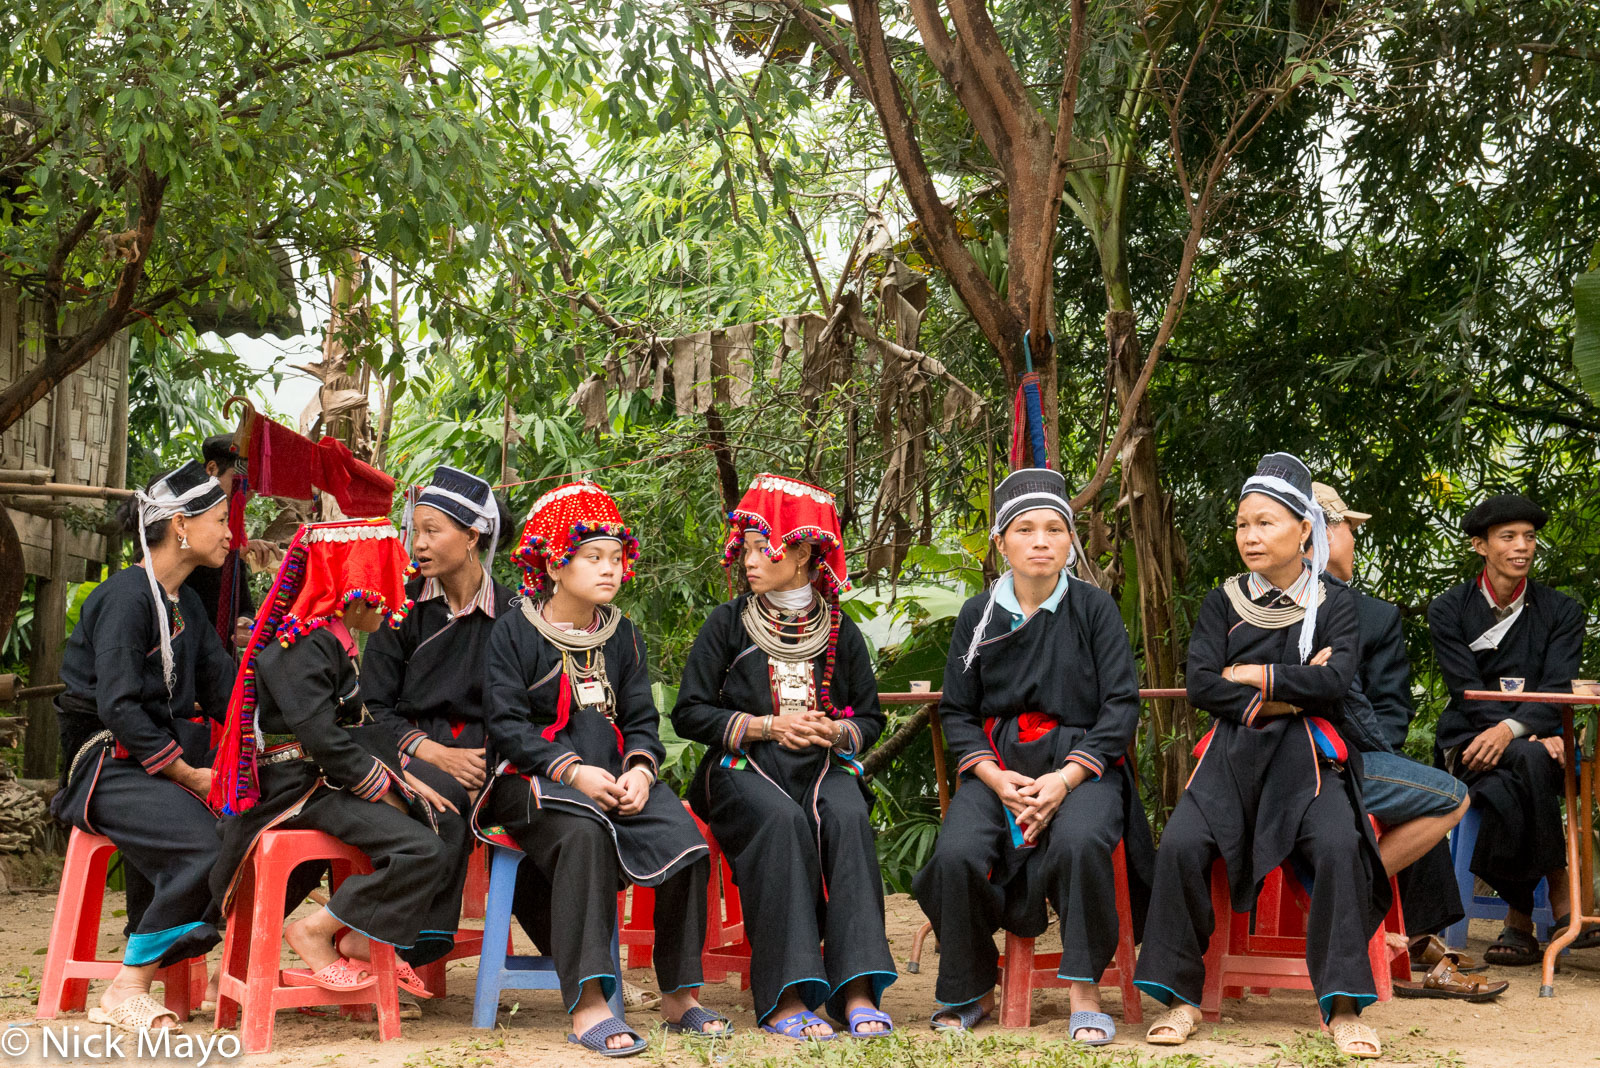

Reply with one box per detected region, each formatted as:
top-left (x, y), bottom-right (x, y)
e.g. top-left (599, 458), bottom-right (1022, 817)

top-left (1361, 750), bottom-right (1467, 824)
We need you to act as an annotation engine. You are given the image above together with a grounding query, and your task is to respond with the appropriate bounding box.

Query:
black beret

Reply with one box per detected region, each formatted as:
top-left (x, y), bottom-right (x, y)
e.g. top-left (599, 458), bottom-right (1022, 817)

top-left (1462, 494), bottom-right (1547, 538)
top-left (201, 433), bottom-right (240, 466)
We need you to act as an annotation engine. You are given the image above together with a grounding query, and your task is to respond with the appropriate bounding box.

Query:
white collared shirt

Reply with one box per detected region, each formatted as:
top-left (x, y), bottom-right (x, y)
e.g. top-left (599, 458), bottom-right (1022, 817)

top-left (417, 565), bottom-right (498, 619)
top-left (1246, 563), bottom-right (1315, 609)
top-left (994, 570), bottom-right (1070, 630)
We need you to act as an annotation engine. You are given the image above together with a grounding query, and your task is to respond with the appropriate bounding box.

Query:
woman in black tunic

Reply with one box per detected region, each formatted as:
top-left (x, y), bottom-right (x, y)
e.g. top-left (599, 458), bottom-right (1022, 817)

top-left (1134, 453), bottom-right (1389, 1060)
top-left (210, 518), bottom-right (460, 998)
top-left (364, 466), bottom-right (513, 948)
top-left (673, 474), bottom-right (897, 1040)
top-left (51, 462), bottom-right (234, 1033)
top-left (914, 469), bottom-right (1152, 1043)
top-left (479, 481), bottom-right (727, 1056)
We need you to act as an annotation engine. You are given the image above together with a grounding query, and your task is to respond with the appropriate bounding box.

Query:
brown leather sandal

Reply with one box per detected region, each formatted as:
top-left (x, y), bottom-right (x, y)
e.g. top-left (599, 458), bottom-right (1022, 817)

top-left (1394, 958), bottom-right (1509, 1002)
top-left (1408, 933), bottom-right (1487, 973)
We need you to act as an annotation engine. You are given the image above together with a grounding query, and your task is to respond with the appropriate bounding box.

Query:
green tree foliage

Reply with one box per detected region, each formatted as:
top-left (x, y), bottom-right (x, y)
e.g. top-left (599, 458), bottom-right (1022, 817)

top-left (0, 0), bottom-right (551, 430)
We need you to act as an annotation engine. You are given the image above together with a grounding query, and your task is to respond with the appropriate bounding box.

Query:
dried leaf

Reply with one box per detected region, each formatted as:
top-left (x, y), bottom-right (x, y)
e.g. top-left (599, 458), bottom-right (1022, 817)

top-left (720, 323), bottom-right (757, 406)
top-left (568, 373), bottom-right (609, 432)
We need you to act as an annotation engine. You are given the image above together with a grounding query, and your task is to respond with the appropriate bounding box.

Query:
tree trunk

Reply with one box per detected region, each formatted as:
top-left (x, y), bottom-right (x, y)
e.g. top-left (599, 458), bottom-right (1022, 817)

top-left (704, 407), bottom-right (742, 514)
top-left (0, 509), bottom-right (23, 652)
top-left (1106, 306), bottom-right (1190, 814)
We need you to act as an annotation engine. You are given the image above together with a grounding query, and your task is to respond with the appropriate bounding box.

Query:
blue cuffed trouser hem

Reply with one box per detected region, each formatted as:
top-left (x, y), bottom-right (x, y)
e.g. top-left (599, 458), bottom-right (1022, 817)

top-left (124, 921), bottom-right (207, 968)
top-left (567, 973), bottom-right (618, 1014)
top-left (1133, 979), bottom-right (1200, 1009)
top-left (759, 977), bottom-right (830, 1023)
top-left (1318, 989), bottom-right (1376, 1023)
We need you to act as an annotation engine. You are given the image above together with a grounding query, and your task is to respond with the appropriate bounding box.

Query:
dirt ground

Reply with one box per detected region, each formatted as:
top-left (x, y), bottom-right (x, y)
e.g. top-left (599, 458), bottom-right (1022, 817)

top-left (0, 885), bottom-right (1596, 1067)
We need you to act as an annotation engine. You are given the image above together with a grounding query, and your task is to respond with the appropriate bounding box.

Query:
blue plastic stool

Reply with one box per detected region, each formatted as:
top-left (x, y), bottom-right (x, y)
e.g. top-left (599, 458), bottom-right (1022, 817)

top-left (472, 844), bottom-right (624, 1028)
top-left (1442, 804), bottom-right (1555, 949)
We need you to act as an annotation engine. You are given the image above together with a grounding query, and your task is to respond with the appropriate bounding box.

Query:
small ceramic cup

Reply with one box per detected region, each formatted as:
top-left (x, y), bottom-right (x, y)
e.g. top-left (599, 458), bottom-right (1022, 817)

top-left (1500, 677), bottom-right (1526, 693)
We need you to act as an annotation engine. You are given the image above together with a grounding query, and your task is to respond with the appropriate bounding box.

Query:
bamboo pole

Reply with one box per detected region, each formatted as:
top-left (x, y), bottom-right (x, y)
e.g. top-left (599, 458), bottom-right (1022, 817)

top-left (0, 481), bottom-right (135, 499)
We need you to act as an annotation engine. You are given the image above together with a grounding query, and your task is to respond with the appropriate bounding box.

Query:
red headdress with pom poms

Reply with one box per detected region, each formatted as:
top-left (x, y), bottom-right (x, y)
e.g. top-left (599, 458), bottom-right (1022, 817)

top-left (512, 481), bottom-right (640, 597)
top-left (722, 474), bottom-right (851, 598)
top-left (208, 518), bottom-right (414, 815)
top-left (723, 474), bottom-right (852, 719)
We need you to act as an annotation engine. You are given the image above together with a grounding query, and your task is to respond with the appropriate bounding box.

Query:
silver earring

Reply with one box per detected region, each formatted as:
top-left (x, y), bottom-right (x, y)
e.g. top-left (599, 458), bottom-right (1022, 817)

top-left (179, 532), bottom-right (190, 550)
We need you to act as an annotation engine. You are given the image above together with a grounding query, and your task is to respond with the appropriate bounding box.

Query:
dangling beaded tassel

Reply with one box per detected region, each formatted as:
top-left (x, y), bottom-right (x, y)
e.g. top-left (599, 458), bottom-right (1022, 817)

top-left (817, 597), bottom-right (844, 716)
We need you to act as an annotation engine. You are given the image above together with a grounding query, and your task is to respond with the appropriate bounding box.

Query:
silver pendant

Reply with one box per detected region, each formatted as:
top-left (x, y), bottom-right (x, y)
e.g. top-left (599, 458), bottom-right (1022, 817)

top-left (575, 678), bottom-right (607, 707)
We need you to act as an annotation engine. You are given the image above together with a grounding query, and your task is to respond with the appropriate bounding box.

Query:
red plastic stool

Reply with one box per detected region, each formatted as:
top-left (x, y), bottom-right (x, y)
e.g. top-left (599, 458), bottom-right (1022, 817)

top-left (413, 929), bottom-right (487, 999)
top-left (1199, 860), bottom-right (1406, 1021)
top-left (620, 883), bottom-right (657, 969)
top-left (690, 810), bottom-right (750, 987)
top-left (413, 844), bottom-right (492, 998)
top-left (996, 839), bottom-right (1143, 1027)
top-left (214, 829), bottom-right (401, 1053)
top-left (37, 829), bottom-right (206, 1020)
top-left (598, 803), bottom-right (749, 985)
top-left (461, 841), bottom-right (489, 920)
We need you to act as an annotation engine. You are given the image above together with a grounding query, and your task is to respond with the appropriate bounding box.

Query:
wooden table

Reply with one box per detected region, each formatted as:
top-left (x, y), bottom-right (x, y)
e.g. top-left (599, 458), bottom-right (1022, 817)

top-left (1463, 689), bottom-right (1596, 997)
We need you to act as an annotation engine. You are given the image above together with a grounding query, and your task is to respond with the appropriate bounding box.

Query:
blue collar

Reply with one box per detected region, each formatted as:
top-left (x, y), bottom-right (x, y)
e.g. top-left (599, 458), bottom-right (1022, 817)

top-left (994, 570), bottom-right (1070, 627)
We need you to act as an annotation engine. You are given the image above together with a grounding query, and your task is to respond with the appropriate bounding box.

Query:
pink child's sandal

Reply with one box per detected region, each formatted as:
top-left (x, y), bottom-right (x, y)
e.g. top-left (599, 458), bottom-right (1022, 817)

top-left (283, 957), bottom-right (376, 992)
top-left (344, 956), bottom-right (434, 998)
top-left (392, 959), bottom-right (434, 999)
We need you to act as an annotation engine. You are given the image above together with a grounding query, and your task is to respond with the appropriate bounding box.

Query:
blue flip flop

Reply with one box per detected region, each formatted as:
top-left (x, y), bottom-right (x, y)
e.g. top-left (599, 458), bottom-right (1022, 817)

top-left (930, 1001), bottom-right (990, 1032)
top-left (567, 1016), bottom-right (648, 1057)
top-left (762, 1010), bottom-right (836, 1041)
top-left (843, 1005), bottom-right (894, 1038)
top-left (664, 1005), bottom-right (734, 1039)
top-left (1069, 1010), bottom-right (1116, 1046)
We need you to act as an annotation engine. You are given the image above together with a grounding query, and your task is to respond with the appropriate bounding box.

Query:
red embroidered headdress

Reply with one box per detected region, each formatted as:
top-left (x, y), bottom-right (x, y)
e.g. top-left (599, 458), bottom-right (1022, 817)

top-left (513, 481), bottom-right (640, 597)
top-left (722, 474), bottom-right (851, 598)
top-left (208, 518), bottom-right (415, 815)
top-left (724, 474), bottom-right (853, 721)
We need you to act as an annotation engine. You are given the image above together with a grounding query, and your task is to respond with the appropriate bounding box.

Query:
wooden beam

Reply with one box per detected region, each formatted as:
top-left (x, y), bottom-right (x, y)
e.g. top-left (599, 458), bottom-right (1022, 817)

top-left (0, 481), bottom-right (135, 499)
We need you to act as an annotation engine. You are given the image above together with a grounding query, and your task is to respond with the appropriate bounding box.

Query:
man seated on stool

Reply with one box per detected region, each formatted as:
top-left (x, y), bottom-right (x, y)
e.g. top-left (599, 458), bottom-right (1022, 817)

top-left (1427, 493), bottom-right (1594, 966)
top-left (1315, 483), bottom-right (1503, 1000)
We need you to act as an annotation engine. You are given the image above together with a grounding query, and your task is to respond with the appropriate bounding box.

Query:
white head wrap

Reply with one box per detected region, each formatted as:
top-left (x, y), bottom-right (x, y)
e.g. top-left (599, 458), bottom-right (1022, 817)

top-left (405, 465), bottom-right (501, 565)
top-left (962, 469), bottom-right (1079, 672)
top-left (134, 463), bottom-right (225, 692)
top-left (1240, 465), bottom-right (1328, 663)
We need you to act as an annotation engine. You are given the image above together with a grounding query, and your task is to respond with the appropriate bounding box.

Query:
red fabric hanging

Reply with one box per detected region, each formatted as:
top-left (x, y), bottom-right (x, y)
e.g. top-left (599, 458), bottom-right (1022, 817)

top-left (247, 416), bottom-right (395, 517)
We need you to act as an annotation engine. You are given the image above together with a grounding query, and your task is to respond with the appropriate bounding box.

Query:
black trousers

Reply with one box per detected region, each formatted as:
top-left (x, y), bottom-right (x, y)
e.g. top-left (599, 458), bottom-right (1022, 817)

top-left (1461, 738), bottom-right (1567, 916)
top-left (1135, 783), bottom-right (1378, 1019)
top-left (915, 772), bottom-right (1124, 1006)
top-left (491, 779), bottom-right (708, 1011)
top-left (279, 786), bottom-right (459, 965)
top-left (1397, 839), bottom-right (1463, 937)
top-left (83, 759), bottom-right (221, 967)
top-left (707, 763), bottom-right (897, 1021)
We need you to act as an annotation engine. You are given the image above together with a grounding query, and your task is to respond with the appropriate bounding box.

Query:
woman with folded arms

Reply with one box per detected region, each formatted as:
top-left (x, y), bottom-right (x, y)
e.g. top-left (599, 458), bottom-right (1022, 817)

top-left (480, 482), bottom-right (727, 1056)
top-left (1134, 453), bottom-right (1389, 1060)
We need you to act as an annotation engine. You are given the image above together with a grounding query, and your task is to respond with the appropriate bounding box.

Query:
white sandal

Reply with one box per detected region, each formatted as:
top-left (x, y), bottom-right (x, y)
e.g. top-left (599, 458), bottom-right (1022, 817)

top-left (89, 992), bottom-right (181, 1035)
top-left (621, 980), bottom-right (660, 1011)
top-left (1145, 1006), bottom-right (1198, 1046)
top-left (1330, 1020), bottom-right (1382, 1059)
